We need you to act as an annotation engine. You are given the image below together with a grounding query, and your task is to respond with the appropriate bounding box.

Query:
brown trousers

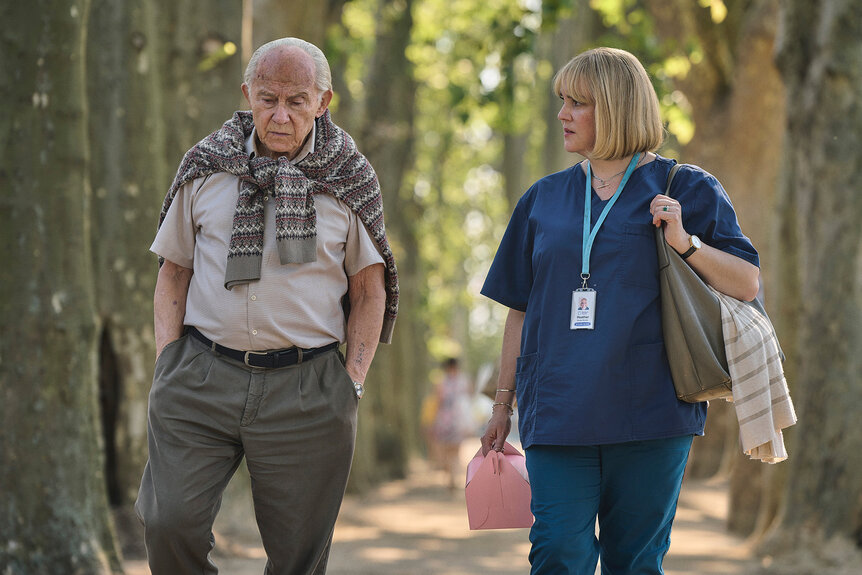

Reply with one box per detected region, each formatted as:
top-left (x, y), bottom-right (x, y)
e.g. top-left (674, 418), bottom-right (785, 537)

top-left (135, 333), bottom-right (358, 575)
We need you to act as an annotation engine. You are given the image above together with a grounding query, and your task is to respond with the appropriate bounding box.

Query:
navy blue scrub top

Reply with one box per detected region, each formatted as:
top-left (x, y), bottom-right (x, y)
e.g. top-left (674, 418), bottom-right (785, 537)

top-left (481, 156), bottom-right (759, 448)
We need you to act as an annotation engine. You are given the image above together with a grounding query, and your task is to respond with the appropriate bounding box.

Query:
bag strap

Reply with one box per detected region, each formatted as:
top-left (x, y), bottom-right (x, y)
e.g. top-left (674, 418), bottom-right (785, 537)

top-left (656, 163), bottom-right (684, 251)
top-left (659, 163), bottom-right (785, 362)
top-left (665, 163), bottom-right (683, 198)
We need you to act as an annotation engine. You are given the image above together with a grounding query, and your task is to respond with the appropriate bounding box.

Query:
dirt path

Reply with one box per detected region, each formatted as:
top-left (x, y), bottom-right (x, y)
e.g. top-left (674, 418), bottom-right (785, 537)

top-left (123, 441), bottom-right (760, 575)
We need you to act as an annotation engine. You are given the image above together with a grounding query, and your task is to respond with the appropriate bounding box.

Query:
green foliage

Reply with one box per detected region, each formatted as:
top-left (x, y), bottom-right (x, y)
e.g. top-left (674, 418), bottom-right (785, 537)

top-left (330, 0), bottom-right (379, 109)
top-left (338, 0), bottom-right (548, 376)
top-left (406, 0), bottom-right (552, 371)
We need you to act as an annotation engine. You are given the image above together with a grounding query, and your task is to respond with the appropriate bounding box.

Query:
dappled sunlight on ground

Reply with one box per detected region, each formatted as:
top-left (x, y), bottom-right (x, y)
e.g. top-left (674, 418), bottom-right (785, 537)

top-left (327, 438), bottom-right (534, 574)
top-left (123, 437), bottom-right (759, 575)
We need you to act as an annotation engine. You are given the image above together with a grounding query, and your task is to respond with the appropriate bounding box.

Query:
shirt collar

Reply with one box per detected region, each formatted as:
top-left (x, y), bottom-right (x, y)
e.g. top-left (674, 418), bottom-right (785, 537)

top-left (245, 121), bottom-right (317, 164)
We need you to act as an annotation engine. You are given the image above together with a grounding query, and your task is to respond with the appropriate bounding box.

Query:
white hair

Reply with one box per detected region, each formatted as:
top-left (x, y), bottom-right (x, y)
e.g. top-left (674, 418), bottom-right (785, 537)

top-left (244, 37), bottom-right (332, 93)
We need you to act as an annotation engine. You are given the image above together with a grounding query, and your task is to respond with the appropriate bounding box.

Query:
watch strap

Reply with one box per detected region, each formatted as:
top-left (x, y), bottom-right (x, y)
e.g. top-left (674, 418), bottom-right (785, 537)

top-left (680, 244), bottom-right (697, 259)
top-left (680, 235), bottom-right (700, 260)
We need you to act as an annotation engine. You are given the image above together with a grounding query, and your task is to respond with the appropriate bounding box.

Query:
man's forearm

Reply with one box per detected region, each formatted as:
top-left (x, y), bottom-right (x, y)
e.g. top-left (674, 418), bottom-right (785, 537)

top-left (154, 260), bottom-right (193, 358)
top-left (345, 264), bottom-right (386, 383)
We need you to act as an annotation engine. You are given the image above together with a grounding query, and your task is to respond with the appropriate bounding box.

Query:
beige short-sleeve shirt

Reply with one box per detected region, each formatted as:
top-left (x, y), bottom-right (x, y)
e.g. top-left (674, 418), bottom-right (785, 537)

top-left (151, 127), bottom-right (384, 350)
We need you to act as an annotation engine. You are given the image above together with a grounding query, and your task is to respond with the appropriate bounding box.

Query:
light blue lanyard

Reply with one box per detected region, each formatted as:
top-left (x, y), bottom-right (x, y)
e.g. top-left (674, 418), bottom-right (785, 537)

top-left (581, 153), bottom-right (641, 287)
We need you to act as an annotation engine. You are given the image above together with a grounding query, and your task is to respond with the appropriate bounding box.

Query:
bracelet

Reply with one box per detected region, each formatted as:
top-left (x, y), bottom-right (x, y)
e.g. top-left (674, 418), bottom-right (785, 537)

top-left (495, 388), bottom-right (516, 393)
top-left (492, 402), bottom-right (514, 415)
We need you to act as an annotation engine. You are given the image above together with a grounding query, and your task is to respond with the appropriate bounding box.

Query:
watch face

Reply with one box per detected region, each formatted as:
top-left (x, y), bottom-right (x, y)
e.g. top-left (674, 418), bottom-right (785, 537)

top-left (691, 235), bottom-right (702, 249)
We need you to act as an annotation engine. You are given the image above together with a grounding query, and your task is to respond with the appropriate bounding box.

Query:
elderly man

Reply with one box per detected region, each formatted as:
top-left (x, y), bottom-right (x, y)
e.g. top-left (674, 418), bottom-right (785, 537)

top-left (135, 38), bottom-right (398, 575)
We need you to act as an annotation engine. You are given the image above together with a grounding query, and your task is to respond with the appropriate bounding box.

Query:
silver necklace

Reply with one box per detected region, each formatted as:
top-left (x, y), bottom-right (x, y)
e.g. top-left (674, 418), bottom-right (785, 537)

top-left (590, 155), bottom-right (644, 190)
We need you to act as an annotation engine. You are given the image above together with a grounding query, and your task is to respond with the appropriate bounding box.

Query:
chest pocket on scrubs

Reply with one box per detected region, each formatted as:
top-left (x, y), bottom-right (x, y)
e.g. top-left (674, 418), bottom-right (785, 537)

top-left (621, 223), bottom-right (660, 291)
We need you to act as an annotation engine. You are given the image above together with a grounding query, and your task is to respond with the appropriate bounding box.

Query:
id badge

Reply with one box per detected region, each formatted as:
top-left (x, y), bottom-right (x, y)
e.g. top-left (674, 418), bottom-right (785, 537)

top-left (571, 289), bottom-right (596, 330)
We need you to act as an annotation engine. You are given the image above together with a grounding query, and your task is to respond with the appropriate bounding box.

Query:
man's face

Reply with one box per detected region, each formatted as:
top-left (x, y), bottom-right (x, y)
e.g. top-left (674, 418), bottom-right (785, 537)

top-left (241, 47), bottom-right (332, 160)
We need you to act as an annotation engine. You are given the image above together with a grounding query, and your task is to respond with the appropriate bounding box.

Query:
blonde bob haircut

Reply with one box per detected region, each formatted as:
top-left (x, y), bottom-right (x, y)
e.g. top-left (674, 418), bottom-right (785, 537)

top-left (553, 47), bottom-right (663, 160)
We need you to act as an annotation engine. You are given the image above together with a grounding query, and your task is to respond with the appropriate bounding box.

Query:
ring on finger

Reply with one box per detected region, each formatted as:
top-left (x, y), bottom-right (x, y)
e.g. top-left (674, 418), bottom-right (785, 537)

top-left (663, 206), bottom-right (668, 212)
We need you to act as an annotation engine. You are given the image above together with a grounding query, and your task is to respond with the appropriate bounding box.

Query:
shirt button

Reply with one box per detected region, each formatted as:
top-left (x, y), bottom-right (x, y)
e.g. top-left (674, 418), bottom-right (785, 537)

top-left (252, 329), bottom-right (258, 336)
top-left (250, 295), bottom-right (257, 301)
top-left (264, 196), bottom-right (270, 202)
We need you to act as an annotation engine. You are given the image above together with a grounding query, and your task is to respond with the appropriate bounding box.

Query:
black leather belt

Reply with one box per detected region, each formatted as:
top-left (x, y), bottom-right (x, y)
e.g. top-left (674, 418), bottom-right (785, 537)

top-left (188, 326), bottom-right (339, 368)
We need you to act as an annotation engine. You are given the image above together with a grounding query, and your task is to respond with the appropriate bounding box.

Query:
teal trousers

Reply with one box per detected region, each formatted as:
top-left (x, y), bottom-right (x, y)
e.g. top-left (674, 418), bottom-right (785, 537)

top-left (526, 435), bottom-right (693, 575)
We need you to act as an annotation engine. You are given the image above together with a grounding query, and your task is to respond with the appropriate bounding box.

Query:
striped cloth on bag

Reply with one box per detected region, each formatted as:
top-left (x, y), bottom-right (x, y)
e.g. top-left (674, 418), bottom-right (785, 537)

top-left (709, 286), bottom-right (797, 463)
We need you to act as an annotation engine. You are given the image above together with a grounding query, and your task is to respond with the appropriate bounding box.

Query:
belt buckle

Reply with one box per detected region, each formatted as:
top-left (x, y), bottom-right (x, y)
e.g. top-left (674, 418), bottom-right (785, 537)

top-left (244, 350), bottom-right (268, 367)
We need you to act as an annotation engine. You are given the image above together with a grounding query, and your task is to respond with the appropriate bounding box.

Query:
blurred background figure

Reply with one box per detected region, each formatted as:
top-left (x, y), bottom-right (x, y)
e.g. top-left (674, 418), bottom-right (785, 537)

top-left (426, 357), bottom-right (474, 491)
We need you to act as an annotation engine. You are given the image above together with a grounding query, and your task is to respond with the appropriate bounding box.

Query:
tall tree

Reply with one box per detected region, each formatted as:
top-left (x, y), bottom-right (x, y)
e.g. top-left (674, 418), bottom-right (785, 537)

top-left (158, 0), bottom-right (244, 164)
top-left (762, 0), bottom-right (862, 565)
top-left (0, 0), bottom-right (121, 572)
top-left (652, 0), bottom-right (785, 284)
top-left (86, 0), bottom-right (169, 508)
top-left (539, 0), bottom-right (596, 178)
top-left (84, 0), bottom-right (242, 511)
top-left (251, 0), bottom-right (347, 49)
top-left (643, 2), bottom-right (787, 521)
top-left (353, 0), bottom-right (422, 485)
top-left (681, 3), bottom-right (786, 536)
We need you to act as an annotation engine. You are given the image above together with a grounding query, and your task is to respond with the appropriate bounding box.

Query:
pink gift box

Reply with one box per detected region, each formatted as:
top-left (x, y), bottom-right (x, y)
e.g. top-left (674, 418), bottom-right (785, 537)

top-left (465, 441), bottom-right (533, 530)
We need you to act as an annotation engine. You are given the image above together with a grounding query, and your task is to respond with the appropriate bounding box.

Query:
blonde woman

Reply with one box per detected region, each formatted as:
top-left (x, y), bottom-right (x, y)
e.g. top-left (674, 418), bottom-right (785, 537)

top-left (480, 47), bottom-right (759, 574)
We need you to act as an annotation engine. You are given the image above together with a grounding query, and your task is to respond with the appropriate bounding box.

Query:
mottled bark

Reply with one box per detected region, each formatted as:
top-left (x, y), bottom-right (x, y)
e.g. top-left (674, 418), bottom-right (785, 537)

top-left (0, 0), bottom-right (120, 571)
top-left (763, 0), bottom-right (862, 556)
top-left (647, 0), bottom-right (785, 287)
top-left (158, 0), bottom-right (244, 164)
top-left (86, 0), bottom-right (167, 508)
top-left (251, 0), bottom-right (346, 50)
top-left (353, 0), bottom-right (422, 486)
top-left (646, 3), bottom-right (786, 516)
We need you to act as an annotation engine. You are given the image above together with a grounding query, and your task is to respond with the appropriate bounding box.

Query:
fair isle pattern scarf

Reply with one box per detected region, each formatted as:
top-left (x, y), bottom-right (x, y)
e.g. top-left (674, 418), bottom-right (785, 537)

top-left (158, 109), bottom-right (398, 343)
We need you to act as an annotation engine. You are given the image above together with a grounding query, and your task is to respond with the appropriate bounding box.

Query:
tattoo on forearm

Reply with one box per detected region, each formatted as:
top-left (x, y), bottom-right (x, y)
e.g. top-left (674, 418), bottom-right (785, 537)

top-left (354, 342), bottom-right (366, 368)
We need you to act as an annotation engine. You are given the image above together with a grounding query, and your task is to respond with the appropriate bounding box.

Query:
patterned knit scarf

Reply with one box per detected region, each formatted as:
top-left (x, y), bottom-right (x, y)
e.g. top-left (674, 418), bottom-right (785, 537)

top-left (158, 110), bottom-right (398, 343)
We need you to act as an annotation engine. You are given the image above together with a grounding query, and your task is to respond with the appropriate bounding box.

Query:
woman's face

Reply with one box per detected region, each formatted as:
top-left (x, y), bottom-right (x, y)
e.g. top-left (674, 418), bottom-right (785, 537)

top-left (557, 90), bottom-right (596, 157)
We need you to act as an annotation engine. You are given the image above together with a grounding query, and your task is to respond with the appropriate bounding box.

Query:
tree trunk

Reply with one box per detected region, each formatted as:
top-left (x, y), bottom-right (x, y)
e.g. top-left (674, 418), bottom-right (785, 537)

top-left (324, 8), bottom-right (360, 144)
top-left (86, 0), bottom-right (169, 509)
top-left (251, 0), bottom-right (346, 50)
top-left (688, 1), bottom-right (787, 537)
top-left (0, 0), bottom-right (120, 571)
top-left (498, 52), bottom-right (533, 210)
top-left (539, 0), bottom-right (596, 177)
top-left (353, 0), bottom-right (422, 486)
top-left (763, 0), bottom-right (862, 559)
top-left (673, 0), bottom-right (785, 281)
top-left (158, 0), bottom-right (244, 164)
top-left (502, 131), bottom-right (528, 209)
top-left (84, 0), bottom-right (242, 512)
top-left (646, 2), bottom-right (786, 506)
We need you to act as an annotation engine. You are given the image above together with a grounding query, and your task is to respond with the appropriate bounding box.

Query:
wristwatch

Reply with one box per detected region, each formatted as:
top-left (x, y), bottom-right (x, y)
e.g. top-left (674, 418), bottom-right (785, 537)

top-left (680, 235), bottom-right (702, 260)
top-left (353, 381), bottom-right (365, 399)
